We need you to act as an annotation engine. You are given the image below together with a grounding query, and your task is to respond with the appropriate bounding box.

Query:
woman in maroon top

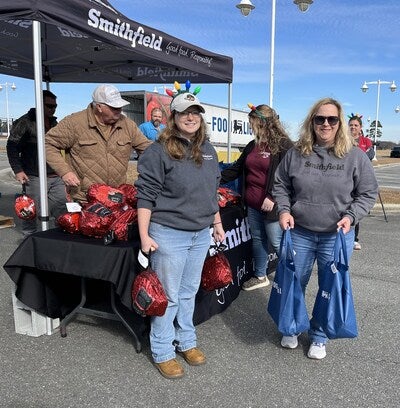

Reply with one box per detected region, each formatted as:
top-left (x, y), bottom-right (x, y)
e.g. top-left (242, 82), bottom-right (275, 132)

top-left (221, 104), bottom-right (293, 290)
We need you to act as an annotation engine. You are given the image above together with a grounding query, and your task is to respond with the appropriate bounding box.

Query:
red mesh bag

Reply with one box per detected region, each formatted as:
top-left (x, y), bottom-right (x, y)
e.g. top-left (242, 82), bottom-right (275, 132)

top-left (201, 243), bottom-right (233, 291)
top-left (57, 212), bottom-right (81, 234)
top-left (118, 184), bottom-right (138, 207)
top-left (109, 207), bottom-right (138, 241)
top-left (79, 202), bottom-right (116, 238)
top-left (217, 186), bottom-right (241, 208)
top-left (132, 252), bottom-right (168, 317)
top-left (86, 184), bottom-right (125, 211)
top-left (14, 186), bottom-right (36, 220)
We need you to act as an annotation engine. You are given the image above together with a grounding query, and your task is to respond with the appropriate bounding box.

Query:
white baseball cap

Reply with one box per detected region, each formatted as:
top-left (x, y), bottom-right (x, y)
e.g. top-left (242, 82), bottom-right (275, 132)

top-left (92, 84), bottom-right (130, 108)
top-left (170, 92), bottom-right (205, 113)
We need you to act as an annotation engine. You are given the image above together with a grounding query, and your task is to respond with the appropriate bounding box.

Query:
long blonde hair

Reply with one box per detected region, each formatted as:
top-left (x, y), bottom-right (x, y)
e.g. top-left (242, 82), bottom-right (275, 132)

top-left (297, 97), bottom-right (352, 158)
top-left (249, 105), bottom-right (290, 155)
top-left (157, 112), bottom-right (208, 165)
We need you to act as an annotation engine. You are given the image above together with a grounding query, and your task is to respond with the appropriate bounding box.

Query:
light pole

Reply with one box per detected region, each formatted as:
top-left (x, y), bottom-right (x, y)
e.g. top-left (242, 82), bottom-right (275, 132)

top-left (152, 85), bottom-right (167, 93)
top-left (361, 80), bottom-right (396, 159)
top-left (0, 82), bottom-right (17, 137)
top-left (236, 0), bottom-right (313, 107)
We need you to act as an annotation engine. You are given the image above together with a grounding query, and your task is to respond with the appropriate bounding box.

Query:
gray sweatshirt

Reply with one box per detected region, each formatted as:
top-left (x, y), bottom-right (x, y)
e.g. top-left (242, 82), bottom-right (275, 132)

top-left (135, 139), bottom-right (220, 231)
top-left (273, 145), bottom-right (378, 232)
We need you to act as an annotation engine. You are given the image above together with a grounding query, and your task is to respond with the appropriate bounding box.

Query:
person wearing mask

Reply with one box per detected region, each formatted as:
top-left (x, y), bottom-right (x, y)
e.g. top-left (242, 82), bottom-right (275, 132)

top-left (139, 107), bottom-right (165, 141)
top-left (220, 104), bottom-right (293, 290)
top-left (135, 87), bottom-right (225, 379)
top-left (273, 97), bottom-right (378, 359)
top-left (7, 90), bottom-right (66, 235)
top-left (45, 84), bottom-right (151, 203)
top-left (348, 113), bottom-right (374, 250)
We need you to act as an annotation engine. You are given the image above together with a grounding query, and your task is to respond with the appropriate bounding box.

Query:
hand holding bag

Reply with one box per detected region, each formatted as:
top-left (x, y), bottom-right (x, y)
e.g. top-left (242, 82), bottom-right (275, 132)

top-left (14, 184), bottom-right (36, 220)
top-left (131, 250), bottom-right (168, 317)
top-left (267, 228), bottom-right (310, 336)
top-left (312, 228), bottom-right (358, 339)
top-left (201, 242), bottom-right (233, 291)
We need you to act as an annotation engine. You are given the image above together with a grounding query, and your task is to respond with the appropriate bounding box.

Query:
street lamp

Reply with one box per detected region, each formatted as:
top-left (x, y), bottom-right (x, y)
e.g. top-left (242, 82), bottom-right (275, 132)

top-left (236, 1), bottom-right (313, 107)
top-left (236, 0), bottom-right (255, 16)
top-left (0, 82), bottom-right (17, 137)
top-left (361, 80), bottom-right (397, 159)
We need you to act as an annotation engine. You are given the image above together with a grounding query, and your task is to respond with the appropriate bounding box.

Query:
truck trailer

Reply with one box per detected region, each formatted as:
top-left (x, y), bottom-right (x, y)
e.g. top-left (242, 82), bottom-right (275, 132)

top-left (121, 90), bottom-right (253, 162)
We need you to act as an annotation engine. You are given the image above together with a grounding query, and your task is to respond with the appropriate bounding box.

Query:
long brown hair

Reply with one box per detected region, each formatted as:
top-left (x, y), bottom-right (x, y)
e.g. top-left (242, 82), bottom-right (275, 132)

top-left (157, 112), bottom-right (208, 165)
top-left (248, 105), bottom-right (290, 155)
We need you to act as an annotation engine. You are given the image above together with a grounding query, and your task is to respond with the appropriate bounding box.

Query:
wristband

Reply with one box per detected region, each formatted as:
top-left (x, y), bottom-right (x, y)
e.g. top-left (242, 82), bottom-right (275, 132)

top-left (213, 221), bottom-right (222, 226)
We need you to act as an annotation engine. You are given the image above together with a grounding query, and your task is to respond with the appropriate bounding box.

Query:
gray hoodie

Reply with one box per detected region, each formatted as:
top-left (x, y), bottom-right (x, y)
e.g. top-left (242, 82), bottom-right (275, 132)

top-left (136, 139), bottom-right (220, 231)
top-left (273, 145), bottom-right (378, 232)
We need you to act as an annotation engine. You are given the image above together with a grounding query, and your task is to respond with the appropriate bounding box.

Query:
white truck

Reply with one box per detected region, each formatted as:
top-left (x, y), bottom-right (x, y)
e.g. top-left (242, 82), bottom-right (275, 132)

top-left (121, 90), bottom-right (253, 161)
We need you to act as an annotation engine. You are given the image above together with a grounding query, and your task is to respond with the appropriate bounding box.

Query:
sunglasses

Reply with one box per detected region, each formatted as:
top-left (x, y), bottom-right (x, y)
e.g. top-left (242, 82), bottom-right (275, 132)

top-left (313, 116), bottom-right (339, 126)
top-left (45, 103), bottom-right (57, 109)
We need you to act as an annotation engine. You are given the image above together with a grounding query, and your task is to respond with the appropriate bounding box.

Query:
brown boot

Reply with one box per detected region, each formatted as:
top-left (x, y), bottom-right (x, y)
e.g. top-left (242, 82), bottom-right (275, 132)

top-left (154, 358), bottom-right (184, 379)
top-left (179, 347), bottom-right (206, 366)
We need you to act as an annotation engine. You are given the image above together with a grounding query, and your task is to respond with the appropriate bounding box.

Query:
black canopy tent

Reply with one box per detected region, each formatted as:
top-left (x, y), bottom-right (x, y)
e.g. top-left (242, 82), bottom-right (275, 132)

top-left (0, 0), bottom-right (232, 83)
top-left (0, 0), bottom-right (233, 229)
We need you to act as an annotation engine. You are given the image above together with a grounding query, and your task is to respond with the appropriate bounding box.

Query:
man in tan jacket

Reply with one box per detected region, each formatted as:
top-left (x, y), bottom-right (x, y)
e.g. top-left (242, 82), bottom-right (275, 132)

top-left (45, 84), bottom-right (151, 203)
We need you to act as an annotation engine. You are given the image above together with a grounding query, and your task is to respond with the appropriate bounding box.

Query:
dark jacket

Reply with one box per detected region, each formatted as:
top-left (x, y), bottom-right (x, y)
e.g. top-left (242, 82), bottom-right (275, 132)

top-left (6, 108), bottom-right (58, 176)
top-left (220, 138), bottom-right (293, 220)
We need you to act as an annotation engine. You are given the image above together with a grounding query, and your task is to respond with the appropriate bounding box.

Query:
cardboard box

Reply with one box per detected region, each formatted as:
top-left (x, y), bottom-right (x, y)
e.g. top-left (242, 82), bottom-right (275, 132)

top-left (0, 215), bottom-right (15, 229)
top-left (12, 291), bottom-right (60, 337)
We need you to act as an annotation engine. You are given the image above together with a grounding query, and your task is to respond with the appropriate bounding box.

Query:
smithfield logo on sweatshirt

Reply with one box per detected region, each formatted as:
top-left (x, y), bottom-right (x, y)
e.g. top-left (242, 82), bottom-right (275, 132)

top-left (202, 154), bottom-right (214, 160)
top-left (304, 161), bottom-right (344, 172)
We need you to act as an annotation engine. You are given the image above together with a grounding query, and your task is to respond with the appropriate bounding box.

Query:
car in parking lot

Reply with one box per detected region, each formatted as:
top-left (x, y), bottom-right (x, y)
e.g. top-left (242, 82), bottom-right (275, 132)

top-left (390, 146), bottom-right (400, 158)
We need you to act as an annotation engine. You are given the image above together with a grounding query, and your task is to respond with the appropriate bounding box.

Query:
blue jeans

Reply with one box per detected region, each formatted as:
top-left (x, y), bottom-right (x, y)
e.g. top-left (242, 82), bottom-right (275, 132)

top-left (291, 225), bottom-right (355, 344)
top-left (148, 222), bottom-right (211, 363)
top-left (247, 207), bottom-right (282, 278)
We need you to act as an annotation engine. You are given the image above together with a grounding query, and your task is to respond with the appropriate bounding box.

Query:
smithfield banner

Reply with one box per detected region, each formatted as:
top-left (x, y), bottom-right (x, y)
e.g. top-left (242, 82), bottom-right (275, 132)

top-left (0, 0), bottom-right (233, 84)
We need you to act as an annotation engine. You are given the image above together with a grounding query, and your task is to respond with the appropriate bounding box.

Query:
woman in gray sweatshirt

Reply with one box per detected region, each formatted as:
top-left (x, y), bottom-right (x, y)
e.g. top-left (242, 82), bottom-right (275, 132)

top-left (135, 89), bottom-right (225, 379)
top-left (272, 97), bottom-right (378, 360)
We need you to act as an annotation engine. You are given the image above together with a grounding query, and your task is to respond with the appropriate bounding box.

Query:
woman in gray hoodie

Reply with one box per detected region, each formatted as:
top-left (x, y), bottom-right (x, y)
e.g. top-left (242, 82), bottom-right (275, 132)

top-left (273, 97), bottom-right (378, 360)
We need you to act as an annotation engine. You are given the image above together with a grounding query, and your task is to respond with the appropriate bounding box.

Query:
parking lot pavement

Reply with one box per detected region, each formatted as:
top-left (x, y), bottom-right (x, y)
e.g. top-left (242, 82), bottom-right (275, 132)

top-left (1, 180), bottom-right (400, 407)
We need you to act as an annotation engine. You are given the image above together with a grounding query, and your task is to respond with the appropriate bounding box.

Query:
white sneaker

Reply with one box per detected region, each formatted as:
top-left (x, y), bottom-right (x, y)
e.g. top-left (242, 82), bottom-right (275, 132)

top-left (307, 342), bottom-right (326, 360)
top-left (353, 241), bottom-right (361, 250)
top-left (281, 335), bottom-right (298, 349)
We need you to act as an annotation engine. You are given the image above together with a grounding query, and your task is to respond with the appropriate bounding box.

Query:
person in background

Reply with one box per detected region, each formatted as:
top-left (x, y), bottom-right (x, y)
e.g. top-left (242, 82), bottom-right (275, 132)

top-left (273, 97), bottom-right (378, 360)
top-left (6, 90), bottom-right (66, 235)
top-left (348, 113), bottom-right (374, 250)
top-left (45, 84), bottom-right (151, 203)
top-left (220, 104), bottom-right (293, 291)
top-left (139, 107), bottom-right (165, 141)
top-left (135, 87), bottom-right (225, 379)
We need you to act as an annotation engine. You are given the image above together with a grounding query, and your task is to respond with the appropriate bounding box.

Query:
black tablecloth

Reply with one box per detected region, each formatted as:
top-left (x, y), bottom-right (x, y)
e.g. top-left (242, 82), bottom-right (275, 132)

top-left (3, 205), bottom-right (270, 324)
top-left (4, 229), bottom-right (141, 318)
top-left (194, 205), bottom-right (253, 324)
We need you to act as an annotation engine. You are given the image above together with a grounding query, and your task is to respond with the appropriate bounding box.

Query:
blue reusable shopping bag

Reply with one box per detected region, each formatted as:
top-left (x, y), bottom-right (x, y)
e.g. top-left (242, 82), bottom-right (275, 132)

top-left (267, 229), bottom-right (310, 336)
top-left (312, 229), bottom-right (358, 339)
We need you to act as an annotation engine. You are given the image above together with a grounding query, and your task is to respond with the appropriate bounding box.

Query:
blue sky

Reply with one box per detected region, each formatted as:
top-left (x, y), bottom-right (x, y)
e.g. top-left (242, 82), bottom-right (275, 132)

top-left (1, 0), bottom-right (400, 143)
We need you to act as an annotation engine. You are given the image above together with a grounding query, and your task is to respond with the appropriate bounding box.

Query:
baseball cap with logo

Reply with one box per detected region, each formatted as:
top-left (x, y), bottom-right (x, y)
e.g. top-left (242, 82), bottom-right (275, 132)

top-left (170, 92), bottom-right (205, 114)
top-left (92, 84), bottom-right (130, 108)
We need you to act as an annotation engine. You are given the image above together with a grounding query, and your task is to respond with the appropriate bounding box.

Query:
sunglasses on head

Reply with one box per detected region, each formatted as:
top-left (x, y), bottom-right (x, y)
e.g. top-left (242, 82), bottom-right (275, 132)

top-left (313, 116), bottom-right (339, 126)
top-left (45, 103), bottom-right (57, 109)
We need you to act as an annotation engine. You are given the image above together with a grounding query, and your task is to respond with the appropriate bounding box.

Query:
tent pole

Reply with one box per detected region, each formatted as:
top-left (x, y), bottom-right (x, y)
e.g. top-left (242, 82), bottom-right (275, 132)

top-left (33, 21), bottom-right (50, 231)
top-left (227, 83), bottom-right (232, 163)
